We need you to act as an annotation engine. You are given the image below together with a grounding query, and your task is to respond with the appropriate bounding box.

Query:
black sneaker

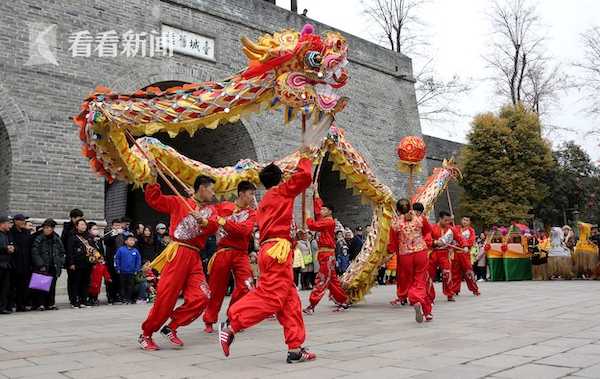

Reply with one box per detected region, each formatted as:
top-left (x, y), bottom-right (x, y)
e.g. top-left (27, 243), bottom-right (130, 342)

top-left (286, 348), bottom-right (317, 363)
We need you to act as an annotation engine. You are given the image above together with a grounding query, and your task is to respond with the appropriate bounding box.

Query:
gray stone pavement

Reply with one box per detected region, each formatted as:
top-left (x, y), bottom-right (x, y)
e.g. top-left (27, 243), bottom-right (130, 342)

top-left (1, 281), bottom-right (600, 379)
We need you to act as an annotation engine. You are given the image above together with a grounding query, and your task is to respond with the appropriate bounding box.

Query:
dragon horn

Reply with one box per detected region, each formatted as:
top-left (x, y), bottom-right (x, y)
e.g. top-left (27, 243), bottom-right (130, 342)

top-left (241, 36), bottom-right (270, 61)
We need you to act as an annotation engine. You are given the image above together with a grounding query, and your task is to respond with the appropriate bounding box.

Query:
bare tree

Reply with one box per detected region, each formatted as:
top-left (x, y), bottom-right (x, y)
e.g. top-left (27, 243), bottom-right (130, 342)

top-left (575, 26), bottom-right (600, 117)
top-left (487, 0), bottom-right (568, 116)
top-left (363, 0), bottom-right (471, 121)
top-left (363, 0), bottom-right (426, 55)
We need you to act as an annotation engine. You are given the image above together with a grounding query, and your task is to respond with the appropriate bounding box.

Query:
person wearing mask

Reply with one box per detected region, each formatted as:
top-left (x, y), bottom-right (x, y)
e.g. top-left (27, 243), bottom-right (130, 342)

top-left (104, 219), bottom-right (124, 304)
top-left (155, 223), bottom-right (168, 250)
top-left (0, 215), bottom-right (14, 314)
top-left (9, 214), bottom-right (32, 312)
top-left (65, 219), bottom-right (94, 308)
top-left (30, 219), bottom-right (65, 311)
top-left (61, 209), bottom-right (84, 249)
top-left (115, 234), bottom-right (142, 304)
top-left (387, 199), bottom-right (433, 323)
top-left (137, 226), bottom-right (159, 263)
top-left (87, 222), bottom-right (105, 257)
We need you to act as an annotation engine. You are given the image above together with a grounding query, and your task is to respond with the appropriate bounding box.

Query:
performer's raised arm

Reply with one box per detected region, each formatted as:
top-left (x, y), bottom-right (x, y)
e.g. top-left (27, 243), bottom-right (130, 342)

top-left (278, 157), bottom-right (312, 198)
top-left (144, 183), bottom-right (178, 214)
top-left (306, 192), bottom-right (334, 232)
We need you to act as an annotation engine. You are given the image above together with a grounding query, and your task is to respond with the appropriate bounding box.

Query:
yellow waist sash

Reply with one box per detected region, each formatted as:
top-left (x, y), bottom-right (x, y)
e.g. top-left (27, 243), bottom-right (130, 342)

top-left (206, 247), bottom-right (234, 274)
top-left (150, 241), bottom-right (199, 273)
top-left (263, 238), bottom-right (292, 264)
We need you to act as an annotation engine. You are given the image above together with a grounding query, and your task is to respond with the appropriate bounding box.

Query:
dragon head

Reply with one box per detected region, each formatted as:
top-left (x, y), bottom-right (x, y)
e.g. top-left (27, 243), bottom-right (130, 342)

top-left (241, 24), bottom-right (349, 114)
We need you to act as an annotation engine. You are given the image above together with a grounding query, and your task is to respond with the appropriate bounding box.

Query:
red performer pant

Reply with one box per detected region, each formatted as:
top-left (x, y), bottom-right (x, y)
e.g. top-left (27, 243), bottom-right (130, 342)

top-left (401, 250), bottom-right (432, 315)
top-left (228, 242), bottom-right (305, 350)
top-left (203, 248), bottom-right (254, 325)
top-left (141, 246), bottom-right (209, 336)
top-left (308, 250), bottom-right (349, 308)
top-left (428, 250), bottom-right (453, 299)
top-left (450, 252), bottom-right (479, 295)
top-left (396, 252), bottom-right (413, 300)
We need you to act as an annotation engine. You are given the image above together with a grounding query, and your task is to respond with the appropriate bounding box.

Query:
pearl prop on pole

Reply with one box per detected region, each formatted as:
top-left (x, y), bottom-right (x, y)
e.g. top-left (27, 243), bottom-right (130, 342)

top-left (396, 136), bottom-right (427, 199)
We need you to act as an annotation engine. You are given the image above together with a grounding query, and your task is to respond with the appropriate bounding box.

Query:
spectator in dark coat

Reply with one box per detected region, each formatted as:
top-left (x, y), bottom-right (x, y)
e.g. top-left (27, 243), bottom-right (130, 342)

top-left (30, 219), bottom-right (65, 310)
top-left (66, 219), bottom-right (94, 308)
top-left (9, 214), bottom-right (32, 312)
top-left (137, 226), bottom-right (159, 263)
top-left (348, 226), bottom-right (364, 261)
top-left (0, 215), bottom-right (14, 314)
top-left (61, 208), bottom-right (84, 249)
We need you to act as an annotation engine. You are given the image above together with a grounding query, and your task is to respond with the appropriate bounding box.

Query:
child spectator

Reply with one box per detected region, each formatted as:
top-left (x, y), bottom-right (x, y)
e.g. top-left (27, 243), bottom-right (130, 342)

top-left (114, 233), bottom-right (141, 304)
top-left (88, 256), bottom-right (111, 306)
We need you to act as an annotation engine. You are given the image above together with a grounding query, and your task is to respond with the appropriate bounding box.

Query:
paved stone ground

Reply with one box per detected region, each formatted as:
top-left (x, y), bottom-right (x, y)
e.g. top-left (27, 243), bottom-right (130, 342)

top-left (1, 281), bottom-right (600, 379)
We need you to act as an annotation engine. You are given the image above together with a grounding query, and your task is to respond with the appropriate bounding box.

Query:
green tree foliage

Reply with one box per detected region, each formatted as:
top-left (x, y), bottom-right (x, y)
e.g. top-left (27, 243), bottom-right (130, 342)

top-left (459, 105), bottom-right (554, 227)
top-left (536, 141), bottom-right (600, 226)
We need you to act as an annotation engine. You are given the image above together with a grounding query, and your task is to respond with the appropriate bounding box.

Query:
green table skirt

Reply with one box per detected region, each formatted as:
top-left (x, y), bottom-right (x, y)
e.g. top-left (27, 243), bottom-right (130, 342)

top-left (488, 258), bottom-right (505, 281)
top-left (503, 258), bottom-right (532, 281)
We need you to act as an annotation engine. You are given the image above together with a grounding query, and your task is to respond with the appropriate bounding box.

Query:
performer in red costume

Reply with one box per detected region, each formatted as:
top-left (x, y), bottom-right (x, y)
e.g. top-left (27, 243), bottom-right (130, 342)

top-left (219, 153), bottom-right (317, 364)
top-left (391, 202), bottom-right (425, 306)
top-left (303, 188), bottom-right (349, 314)
top-left (138, 175), bottom-right (218, 351)
top-left (203, 181), bottom-right (257, 334)
top-left (387, 199), bottom-right (433, 322)
top-left (428, 211), bottom-right (459, 302)
top-left (450, 216), bottom-right (480, 297)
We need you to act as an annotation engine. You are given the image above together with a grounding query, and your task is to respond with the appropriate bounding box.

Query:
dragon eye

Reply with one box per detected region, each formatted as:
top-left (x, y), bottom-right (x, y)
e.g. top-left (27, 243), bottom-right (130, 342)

top-left (304, 51), bottom-right (322, 69)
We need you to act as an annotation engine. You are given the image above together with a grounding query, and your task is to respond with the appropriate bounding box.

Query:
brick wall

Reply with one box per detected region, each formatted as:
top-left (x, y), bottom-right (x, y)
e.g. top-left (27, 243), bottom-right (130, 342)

top-left (0, 119), bottom-right (10, 213)
top-left (0, 0), bottom-right (425, 228)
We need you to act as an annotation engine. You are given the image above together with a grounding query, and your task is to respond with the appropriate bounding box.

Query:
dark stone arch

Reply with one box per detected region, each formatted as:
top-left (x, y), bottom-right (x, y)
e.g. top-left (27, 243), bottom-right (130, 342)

top-left (316, 153), bottom-right (372, 231)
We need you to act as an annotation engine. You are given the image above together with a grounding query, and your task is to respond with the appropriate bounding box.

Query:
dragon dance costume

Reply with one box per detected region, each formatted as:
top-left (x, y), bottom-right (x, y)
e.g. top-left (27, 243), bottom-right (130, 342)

top-left (140, 184), bottom-right (217, 342)
top-left (227, 157), bottom-right (312, 350)
top-left (428, 224), bottom-right (459, 301)
top-left (305, 194), bottom-right (349, 312)
top-left (451, 226), bottom-right (480, 296)
top-left (387, 211), bottom-right (433, 321)
top-left (203, 201), bottom-right (256, 331)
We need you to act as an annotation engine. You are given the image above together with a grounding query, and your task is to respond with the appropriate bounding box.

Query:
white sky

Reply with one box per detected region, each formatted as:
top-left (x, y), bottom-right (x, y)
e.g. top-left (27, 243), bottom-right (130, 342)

top-left (275, 0), bottom-right (600, 160)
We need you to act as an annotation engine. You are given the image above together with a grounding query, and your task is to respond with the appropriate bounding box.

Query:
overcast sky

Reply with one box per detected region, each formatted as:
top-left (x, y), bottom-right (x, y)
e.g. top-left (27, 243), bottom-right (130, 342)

top-left (275, 0), bottom-right (600, 160)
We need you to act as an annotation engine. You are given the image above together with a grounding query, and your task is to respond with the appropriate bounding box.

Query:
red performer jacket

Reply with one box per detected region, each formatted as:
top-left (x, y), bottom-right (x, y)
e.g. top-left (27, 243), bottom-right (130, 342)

top-left (214, 201), bottom-right (256, 252)
top-left (144, 183), bottom-right (218, 249)
top-left (460, 226), bottom-right (476, 249)
top-left (430, 224), bottom-right (465, 254)
top-left (387, 213), bottom-right (432, 255)
top-left (258, 157), bottom-right (312, 243)
top-left (306, 196), bottom-right (335, 249)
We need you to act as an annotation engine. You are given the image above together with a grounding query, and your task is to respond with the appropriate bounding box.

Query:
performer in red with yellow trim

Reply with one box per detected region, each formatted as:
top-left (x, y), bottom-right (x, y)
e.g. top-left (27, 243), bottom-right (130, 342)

top-left (219, 152), bottom-right (317, 364)
top-left (303, 188), bottom-right (349, 314)
top-left (203, 181), bottom-right (257, 334)
top-left (387, 199), bottom-right (433, 322)
top-left (428, 211), bottom-right (459, 302)
top-left (450, 216), bottom-right (480, 297)
top-left (138, 176), bottom-right (218, 351)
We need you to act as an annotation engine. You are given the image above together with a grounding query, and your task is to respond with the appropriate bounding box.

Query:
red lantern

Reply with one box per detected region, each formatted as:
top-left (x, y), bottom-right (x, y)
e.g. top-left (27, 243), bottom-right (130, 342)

top-left (484, 243), bottom-right (491, 252)
top-left (397, 136), bottom-right (426, 165)
top-left (501, 244), bottom-right (508, 253)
